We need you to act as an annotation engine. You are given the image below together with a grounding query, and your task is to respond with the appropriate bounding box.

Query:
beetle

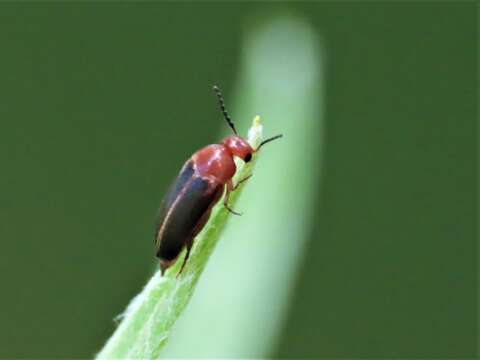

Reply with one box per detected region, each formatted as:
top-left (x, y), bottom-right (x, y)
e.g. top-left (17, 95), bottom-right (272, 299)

top-left (155, 85), bottom-right (282, 276)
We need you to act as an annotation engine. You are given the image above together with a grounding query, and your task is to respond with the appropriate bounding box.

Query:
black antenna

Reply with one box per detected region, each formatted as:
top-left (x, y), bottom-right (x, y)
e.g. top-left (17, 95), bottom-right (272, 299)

top-left (213, 85), bottom-right (237, 135)
top-left (257, 134), bottom-right (283, 150)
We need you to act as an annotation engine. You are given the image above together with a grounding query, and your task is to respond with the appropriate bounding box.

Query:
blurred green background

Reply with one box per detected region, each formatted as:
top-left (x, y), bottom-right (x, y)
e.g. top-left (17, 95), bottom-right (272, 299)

top-left (0, 2), bottom-right (476, 358)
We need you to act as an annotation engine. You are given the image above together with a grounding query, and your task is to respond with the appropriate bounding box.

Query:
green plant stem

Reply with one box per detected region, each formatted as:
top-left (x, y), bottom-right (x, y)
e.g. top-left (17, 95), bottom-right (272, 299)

top-left (96, 116), bottom-right (264, 359)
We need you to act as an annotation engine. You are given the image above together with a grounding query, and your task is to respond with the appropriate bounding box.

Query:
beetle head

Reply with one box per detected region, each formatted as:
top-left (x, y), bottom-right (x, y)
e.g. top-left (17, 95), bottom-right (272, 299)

top-left (213, 85), bottom-right (282, 163)
top-left (222, 135), bottom-right (254, 163)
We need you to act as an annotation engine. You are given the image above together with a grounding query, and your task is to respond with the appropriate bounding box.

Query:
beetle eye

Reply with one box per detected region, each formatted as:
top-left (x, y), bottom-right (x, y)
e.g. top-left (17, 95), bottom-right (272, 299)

top-left (244, 153), bottom-right (252, 163)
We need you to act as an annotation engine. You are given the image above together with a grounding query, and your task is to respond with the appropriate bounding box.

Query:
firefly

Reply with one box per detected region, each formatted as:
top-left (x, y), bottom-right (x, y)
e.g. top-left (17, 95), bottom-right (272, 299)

top-left (155, 85), bottom-right (282, 276)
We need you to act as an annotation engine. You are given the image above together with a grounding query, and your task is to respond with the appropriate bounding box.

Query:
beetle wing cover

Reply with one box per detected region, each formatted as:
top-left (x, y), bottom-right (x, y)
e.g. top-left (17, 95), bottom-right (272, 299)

top-left (155, 161), bottom-right (223, 262)
top-left (155, 160), bottom-right (195, 227)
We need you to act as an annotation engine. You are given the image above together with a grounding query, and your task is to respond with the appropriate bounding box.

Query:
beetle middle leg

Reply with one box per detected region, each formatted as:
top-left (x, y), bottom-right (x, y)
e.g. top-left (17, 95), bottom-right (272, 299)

top-left (224, 180), bottom-right (243, 216)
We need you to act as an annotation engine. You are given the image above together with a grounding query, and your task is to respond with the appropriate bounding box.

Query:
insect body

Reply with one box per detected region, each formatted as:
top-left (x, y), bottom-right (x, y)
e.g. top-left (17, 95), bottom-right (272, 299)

top-left (155, 85), bottom-right (282, 276)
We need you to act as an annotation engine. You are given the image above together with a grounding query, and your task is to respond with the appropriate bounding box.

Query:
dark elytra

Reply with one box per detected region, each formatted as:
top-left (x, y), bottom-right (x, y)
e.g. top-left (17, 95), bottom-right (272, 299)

top-left (155, 160), bottom-right (223, 274)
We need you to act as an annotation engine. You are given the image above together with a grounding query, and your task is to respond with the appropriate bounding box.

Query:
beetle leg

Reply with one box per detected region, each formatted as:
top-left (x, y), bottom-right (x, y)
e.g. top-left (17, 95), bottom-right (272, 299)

top-left (224, 202), bottom-right (242, 216)
top-left (233, 174), bottom-right (253, 190)
top-left (224, 180), bottom-right (242, 216)
top-left (177, 240), bottom-right (193, 277)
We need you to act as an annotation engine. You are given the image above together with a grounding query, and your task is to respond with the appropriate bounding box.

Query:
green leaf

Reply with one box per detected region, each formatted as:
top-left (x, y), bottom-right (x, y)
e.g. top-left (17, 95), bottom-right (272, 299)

top-left (97, 13), bottom-right (323, 359)
top-left (161, 14), bottom-right (323, 358)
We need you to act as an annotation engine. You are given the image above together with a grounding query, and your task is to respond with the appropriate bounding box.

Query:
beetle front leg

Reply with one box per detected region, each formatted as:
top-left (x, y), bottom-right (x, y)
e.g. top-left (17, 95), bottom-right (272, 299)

top-left (233, 174), bottom-right (252, 190)
top-left (224, 180), bottom-right (242, 216)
